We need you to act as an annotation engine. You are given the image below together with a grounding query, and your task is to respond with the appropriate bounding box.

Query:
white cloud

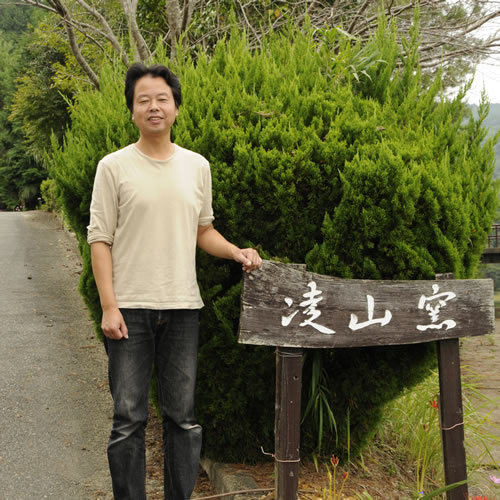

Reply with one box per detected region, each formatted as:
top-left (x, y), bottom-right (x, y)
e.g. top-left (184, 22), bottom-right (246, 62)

top-left (465, 58), bottom-right (500, 105)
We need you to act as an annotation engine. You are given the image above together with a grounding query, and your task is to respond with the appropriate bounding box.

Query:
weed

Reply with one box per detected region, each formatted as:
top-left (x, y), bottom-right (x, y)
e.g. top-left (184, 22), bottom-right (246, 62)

top-left (352, 367), bottom-right (499, 498)
top-left (322, 455), bottom-right (349, 500)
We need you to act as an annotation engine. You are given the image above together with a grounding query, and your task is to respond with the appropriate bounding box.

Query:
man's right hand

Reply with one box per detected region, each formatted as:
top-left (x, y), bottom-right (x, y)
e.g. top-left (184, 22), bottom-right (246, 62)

top-left (101, 308), bottom-right (129, 340)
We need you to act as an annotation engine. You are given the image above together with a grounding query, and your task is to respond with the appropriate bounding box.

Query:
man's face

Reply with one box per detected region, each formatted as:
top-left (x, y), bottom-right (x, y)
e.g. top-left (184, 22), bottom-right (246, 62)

top-left (132, 74), bottom-right (178, 138)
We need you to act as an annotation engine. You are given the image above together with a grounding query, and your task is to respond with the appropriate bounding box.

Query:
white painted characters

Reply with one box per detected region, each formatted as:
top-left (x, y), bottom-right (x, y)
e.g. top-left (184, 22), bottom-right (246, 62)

top-left (349, 295), bottom-right (392, 331)
top-left (282, 281), bottom-right (335, 334)
top-left (417, 284), bottom-right (457, 331)
top-left (280, 282), bottom-right (458, 335)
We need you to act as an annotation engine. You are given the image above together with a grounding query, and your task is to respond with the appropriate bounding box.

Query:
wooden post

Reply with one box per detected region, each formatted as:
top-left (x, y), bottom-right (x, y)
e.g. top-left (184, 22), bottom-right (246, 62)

top-left (275, 346), bottom-right (303, 500)
top-left (437, 338), bottom-right (468, 499)
top-left (436, 273), bottom-right (468, 500)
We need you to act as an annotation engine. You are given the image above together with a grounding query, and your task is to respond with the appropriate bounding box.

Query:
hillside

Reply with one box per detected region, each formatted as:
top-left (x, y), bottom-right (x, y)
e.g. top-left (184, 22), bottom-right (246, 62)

top-left (470, 103), bottom-right (500, 178)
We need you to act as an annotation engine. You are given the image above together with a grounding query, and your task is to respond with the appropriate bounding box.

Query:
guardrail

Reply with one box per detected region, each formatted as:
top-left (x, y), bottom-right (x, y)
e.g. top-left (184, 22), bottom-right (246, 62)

top-left (483, 224), bottom-right (500, 263)
top-left (487, 224), bottom-right (500, 249)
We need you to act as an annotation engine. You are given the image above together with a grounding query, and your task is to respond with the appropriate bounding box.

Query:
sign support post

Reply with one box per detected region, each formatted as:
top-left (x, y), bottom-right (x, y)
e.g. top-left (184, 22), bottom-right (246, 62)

top-left (436, 273), bottom-right (468, 500)
top-left (275, 346), bottom-right (303, 500)
top-left (438, 338), bottom-right (468, 499)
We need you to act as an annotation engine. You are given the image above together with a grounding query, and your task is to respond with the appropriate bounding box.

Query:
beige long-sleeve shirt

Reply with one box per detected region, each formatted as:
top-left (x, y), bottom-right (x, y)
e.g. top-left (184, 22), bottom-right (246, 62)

top-left (87, 143), bottom-right (214, 309)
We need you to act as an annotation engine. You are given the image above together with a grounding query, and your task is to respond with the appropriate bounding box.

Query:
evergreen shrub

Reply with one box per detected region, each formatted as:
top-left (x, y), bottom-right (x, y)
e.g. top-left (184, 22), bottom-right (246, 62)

top-left (49, 71), bottom-right (138, 328)
top-left (39, 178), bottom-right (58, 212)
top-left (49, 17), bottom-right (499, 462)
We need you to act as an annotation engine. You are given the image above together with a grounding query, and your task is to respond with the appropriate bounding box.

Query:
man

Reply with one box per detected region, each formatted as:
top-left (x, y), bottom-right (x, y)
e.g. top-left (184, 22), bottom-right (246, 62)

top-left (87, 63), bottom-right (262, 500)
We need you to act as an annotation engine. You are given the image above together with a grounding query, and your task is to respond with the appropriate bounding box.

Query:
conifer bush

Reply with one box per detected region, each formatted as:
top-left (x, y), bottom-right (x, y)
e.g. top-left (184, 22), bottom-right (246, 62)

top-left (49, 71), bottom-right (139, 328)
top-left (49, 16), bottom-right (498, 462)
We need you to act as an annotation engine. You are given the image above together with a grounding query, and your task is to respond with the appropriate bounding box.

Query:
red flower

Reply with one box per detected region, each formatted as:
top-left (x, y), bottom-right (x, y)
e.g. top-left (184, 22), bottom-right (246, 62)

top-left (430, 399), bottom-right (438, 410)
top-left (330, 455), bottom-right (339, 467)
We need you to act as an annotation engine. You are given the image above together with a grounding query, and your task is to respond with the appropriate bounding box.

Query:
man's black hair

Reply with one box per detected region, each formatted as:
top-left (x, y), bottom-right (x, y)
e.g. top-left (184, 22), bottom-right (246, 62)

top-left (124, 63), bottom-right (182, 113)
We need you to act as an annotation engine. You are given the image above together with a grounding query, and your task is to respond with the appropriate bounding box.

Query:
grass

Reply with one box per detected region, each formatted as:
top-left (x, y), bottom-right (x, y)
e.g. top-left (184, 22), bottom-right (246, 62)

top-left (352, 371), bottom-right (446, 499)
top-left (381, 369), bottom-right (498, 498)
top-left (318, 368), bottom-right (500, 500)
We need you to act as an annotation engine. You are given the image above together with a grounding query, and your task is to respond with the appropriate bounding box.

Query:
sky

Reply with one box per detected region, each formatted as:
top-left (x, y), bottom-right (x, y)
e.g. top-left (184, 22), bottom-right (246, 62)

top-left (464, 16), bottom-right (500, 105)
top-left (465, 58), bottom-right (500, 105)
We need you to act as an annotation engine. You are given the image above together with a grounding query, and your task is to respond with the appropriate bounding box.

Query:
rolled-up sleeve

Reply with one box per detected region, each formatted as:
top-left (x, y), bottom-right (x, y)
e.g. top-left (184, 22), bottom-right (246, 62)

top-left (87, 160), bottom-right (118, 246)
top-left (198, 162), bottom-right (215, 227)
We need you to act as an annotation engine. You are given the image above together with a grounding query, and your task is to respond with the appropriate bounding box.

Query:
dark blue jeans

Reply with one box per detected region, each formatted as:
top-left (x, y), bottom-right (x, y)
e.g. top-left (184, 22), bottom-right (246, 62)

top-left (105, 309), bottom-right (202, 500)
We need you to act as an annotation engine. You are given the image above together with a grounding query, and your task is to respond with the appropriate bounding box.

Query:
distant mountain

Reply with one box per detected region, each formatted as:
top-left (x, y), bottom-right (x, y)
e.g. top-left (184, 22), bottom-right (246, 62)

top-left (469, 103), bottom-right (500, 178)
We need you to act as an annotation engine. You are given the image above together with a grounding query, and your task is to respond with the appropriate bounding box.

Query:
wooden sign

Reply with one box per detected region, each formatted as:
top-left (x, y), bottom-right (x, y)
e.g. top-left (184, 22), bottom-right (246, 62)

top-left (238, 261), bottom-right (494, 500)
top-left (239, 260), bottom-right (495, 348)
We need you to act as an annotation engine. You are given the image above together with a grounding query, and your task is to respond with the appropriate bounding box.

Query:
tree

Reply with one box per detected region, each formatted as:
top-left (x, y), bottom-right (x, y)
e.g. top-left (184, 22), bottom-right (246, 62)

top-left (0, 24), bottom-right (43, 208)
top-left (0, 2), bottom-right (72, 209)
top-left (4, 0), bottom-right (500, 91)
top-left (0, 0), bottom-right (40, 41)
top-left (2, 0), bottom-right (498, 209)
top-left (48, 17), bottom-right (499, 461)
top-left (9, 21), bottom-right (74, 161)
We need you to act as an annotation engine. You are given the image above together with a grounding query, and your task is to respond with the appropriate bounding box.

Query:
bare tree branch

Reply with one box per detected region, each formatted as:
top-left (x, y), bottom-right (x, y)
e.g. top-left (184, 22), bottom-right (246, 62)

top-left (181, 0), bottom-right (197, 32)
top-left (46, 0), bottom-right (100, 88)
top-left (120, 0), bottom-right (150, 62)
top-left (73, 0), bottom-right (130, 66)
top-left (461, 8), bottom-right (500, 35)
top-left (0, 0), bottom-right (58, 14)
top-left (5, 0), bottom-right (500, 89)
top-left (347, 0), bottom-right (374, 34)
top-left (236, 0), bottom-right (260, 46)
top-left (165, 0), bottom-right (182, 58)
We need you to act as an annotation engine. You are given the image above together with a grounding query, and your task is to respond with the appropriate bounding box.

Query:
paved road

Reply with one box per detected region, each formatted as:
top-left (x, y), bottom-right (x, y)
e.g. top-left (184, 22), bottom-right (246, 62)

top-left (0, 211), bottom-right (112, 499)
